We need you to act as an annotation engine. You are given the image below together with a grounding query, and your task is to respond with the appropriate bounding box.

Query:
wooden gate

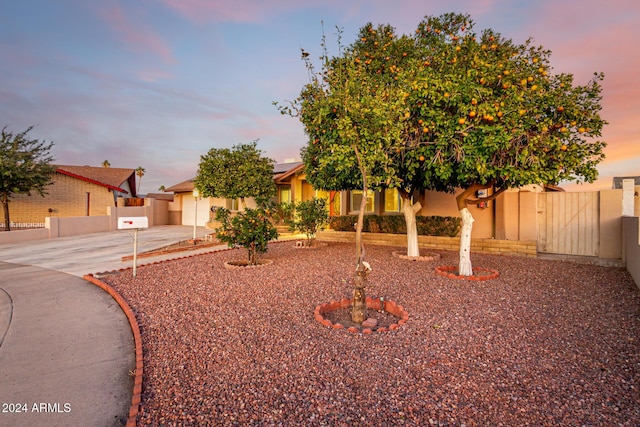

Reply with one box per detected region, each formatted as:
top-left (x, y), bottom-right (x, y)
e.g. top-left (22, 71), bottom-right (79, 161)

top-left (537, 192), bottom-right (600, 256)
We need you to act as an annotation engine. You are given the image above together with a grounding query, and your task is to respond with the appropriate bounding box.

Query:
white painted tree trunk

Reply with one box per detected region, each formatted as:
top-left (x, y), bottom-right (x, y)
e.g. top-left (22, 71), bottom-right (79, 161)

top-left (458, 207), bottom-right (475, 276)
top-left (402, 196), bottom-right (422, 258)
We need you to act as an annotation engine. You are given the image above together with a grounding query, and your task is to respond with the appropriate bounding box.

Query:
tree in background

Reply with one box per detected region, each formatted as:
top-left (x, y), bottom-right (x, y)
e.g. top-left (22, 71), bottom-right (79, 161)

top-left (102, 160), bottom-right (110, 168)
top-left (288, 197), bottom-right (329, 247)
top-left (195, 140), bottom-right (276, 208)
top-left (135, 166), bottom-right (145, 195)
top-left (404, 13), bottom-right (606, 275)
top-left (0, 126), bottom-right (55, 230)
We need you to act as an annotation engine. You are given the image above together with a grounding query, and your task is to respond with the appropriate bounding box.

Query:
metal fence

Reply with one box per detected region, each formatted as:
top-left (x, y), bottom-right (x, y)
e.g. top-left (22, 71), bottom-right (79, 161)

top-left (0, 222), bottom-right (46, 231)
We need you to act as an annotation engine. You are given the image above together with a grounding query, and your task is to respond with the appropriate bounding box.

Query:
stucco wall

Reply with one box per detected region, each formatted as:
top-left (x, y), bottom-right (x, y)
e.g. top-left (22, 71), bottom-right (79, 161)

top-left (622, 216), bottom-right (640, 290)
top-left (422, 189), bottom-right (494, 238)
top-left (599, 190), bottom-right (623, 259)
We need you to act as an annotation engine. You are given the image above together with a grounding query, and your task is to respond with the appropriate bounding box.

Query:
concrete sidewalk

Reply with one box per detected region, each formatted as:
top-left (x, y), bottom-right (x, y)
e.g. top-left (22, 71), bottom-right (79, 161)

top-left (0, 225), bottom-right (224, 426)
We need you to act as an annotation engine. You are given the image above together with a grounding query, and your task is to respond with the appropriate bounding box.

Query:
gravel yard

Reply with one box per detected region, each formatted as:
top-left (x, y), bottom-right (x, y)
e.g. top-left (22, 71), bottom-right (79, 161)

top-left (102, 242), bottom-right (640, 426)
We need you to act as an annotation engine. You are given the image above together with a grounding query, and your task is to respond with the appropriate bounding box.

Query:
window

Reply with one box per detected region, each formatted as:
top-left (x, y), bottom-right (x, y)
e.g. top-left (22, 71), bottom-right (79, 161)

top-left (384, 189), bottom-right (401, 213)
top-left (279, 186), bottom-right (291, 203)
top-left (350, 190), bottom-right (375, 213)
top-left (227, 198), bottom-right (240, 211)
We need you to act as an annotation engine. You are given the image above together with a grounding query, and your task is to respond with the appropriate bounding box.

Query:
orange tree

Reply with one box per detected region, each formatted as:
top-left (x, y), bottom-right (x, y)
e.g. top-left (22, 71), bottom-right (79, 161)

top-left (403, 13), bottom-right (607, 275)
top-left (278, 27), bottom-right (411, 323)
top-left (195, 140), bottom-right (276, 209)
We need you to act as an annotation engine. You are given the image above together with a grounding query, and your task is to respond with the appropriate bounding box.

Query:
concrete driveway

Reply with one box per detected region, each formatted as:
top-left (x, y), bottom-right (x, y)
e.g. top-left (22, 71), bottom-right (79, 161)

top-left (0, 225), bottom-right (220, 277)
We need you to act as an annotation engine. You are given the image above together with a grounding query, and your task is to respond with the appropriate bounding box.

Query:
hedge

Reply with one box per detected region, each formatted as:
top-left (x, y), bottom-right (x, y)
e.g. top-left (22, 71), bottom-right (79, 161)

top-left (328, 215), bottom-right (461, 237)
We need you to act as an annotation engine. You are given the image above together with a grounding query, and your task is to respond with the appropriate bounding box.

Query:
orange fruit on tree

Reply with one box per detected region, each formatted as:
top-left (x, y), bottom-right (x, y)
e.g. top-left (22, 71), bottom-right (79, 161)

top-left (561, 144), bottom-right (567, 151)
top-left (459, 118), bottom-right (466, 125)
top-left (419, 155), bottom-right (425, 161)
top-left (469, 111), bottom-right (477, 118)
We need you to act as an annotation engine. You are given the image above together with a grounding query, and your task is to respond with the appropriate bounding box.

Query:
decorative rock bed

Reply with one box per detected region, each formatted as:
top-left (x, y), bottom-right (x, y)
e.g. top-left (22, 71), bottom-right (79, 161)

top-left (435, 265), bottom-right (499, 280)
top-left (314, 296), bottom-right (409, 334)
top-left (294, 241), bottom-right (328, 249)
top-left (223, 259), bottom-right (273, 269)
top-left (392, 250), bottom-right (441, 261)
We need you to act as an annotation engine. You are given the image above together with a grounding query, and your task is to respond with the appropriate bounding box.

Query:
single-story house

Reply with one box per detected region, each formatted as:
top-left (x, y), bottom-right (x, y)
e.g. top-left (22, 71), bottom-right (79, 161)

top-left (2, 165), bottom-right (138, 225)
top-left (165, 159), bottom-right (561, 240)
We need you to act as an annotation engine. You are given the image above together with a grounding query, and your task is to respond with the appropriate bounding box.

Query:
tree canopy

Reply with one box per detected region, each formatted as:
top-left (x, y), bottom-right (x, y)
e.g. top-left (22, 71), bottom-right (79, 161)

top-left (0, 126), bottom-right (55, 230)
top-left (281, 12), bottom-right (607, 274)
top-left (195, 140), bottom-right (276, 208)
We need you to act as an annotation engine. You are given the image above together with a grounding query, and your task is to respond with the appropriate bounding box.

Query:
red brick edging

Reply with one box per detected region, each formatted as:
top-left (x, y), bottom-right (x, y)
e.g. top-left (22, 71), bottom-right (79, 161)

top-left (83, 274), bottom-right (143, 427)
top-left (314, 297), bottom-right (409, 333)
top-left (434, 265), bottom-right (499, 280)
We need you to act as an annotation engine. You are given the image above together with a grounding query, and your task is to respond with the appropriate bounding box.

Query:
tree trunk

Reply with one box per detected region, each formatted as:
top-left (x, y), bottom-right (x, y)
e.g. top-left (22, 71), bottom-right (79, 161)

top-left (352, 186), bottom-right (369, 324)
top-left (399, 189), bottom-right (422, 258)
top-left (2, 193), bottom-right (10, 231)
top-left (458, 207), bottom-right (475, 276)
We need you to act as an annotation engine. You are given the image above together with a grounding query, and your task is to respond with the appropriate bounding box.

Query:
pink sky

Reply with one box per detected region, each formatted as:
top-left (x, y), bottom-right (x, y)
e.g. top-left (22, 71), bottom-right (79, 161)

top-left (1, 0), bottom-right (637, 193)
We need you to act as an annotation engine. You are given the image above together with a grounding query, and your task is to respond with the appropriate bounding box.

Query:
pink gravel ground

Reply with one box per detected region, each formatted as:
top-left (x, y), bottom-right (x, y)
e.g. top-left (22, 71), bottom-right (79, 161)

top-left (102, 242), bottom-right (640, 426)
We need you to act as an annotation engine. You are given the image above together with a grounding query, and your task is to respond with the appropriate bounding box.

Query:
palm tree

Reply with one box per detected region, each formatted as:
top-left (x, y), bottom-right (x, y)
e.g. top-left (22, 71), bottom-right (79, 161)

top-left (135, 166), bottom-right (145, 194)
top-left (102, 160), bottom-right (110, 168)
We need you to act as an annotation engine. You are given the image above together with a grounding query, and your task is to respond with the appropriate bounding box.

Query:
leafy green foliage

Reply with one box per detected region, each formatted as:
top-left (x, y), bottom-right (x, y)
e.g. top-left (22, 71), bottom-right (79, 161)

top-left (214, 207), bottom-right (278, 265)
top-left (195, 140), bottom-right (276, 207)
top-left (0, 126), bottom-right (55, 230)
top-left (406, 13), bottom-right (606, 195)
top-left (287, 197), bottom-right (329, 246)
top-left (282, 13), bottom-right (606, 203)
top-left (329, 215), bottom-right (461, 237)
top-left (265, 201), bottom-right (295, 225)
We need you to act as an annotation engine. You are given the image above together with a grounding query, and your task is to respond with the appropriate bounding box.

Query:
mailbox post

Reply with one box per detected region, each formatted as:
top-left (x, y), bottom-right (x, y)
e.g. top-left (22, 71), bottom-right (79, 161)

top-left (117, 216), bottom-right (149, 277)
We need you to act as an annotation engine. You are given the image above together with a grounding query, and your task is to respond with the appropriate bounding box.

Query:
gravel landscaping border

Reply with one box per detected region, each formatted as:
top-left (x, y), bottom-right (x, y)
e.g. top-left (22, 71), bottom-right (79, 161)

top-left (100, 242), bottom-right (640, 426)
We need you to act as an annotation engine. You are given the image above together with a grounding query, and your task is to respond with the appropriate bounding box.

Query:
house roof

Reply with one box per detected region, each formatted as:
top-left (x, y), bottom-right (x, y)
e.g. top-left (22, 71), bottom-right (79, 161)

top-left (56, 165), bottom-right (135, 195)
top-left (612, 176), bottom-right (640, 189)
top-left (273, 162), bottom-right (304, 183)
top-left (164, 178), bottom-right (195, 193)
top-left (165, 162), bottom-right (306, 194)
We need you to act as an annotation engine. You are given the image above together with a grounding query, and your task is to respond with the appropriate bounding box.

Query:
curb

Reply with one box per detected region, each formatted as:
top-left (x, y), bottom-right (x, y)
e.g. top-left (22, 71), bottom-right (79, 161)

top-left (80, 239), bottom-right (301, 426)
top-left (83, 274), bottom-right (143, 427)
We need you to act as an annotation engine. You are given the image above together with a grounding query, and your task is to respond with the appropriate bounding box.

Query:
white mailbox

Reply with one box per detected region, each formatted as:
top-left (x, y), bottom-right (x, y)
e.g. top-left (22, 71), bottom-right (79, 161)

top-left (118, 216), bottom-right (149, 230)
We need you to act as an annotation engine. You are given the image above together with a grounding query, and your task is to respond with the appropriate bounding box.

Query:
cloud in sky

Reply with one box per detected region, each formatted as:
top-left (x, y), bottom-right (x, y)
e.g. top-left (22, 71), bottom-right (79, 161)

top-left (1, 0), bottom-right (638, 193)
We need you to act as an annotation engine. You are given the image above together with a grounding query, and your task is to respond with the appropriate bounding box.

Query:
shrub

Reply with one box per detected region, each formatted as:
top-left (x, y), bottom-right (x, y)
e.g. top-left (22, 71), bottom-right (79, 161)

top-left (266, 201), bottom-right (295, 225)
top-left (288, 197), bottom-right (329, 246)
top-left (328, 214), bottom-right (461, 237)
top-left (214, 207), bottom-right (278, 265)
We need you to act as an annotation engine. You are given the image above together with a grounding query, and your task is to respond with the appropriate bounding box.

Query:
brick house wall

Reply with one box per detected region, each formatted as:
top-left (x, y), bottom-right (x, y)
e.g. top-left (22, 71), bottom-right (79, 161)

top-left (1, 173), bottom-right (118, 224)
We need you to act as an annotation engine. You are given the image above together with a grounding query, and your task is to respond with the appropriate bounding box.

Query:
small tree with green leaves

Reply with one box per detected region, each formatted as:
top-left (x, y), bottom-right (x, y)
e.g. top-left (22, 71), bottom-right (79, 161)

top-left (214, 207), bottom-right (278, 265)
top-left (278, 27), bottom-right (410, 323)
top-left (288, 197), bottom-right (329, 247)
top-left (0, 126), bottom-right (55, 231)
top-left (195, 140), bottom-right (276, 208)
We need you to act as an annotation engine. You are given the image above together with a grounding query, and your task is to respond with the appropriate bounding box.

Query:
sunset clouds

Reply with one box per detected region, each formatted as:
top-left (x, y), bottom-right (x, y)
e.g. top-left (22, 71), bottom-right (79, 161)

top-left (1, 0), bottom-right (637, 193)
